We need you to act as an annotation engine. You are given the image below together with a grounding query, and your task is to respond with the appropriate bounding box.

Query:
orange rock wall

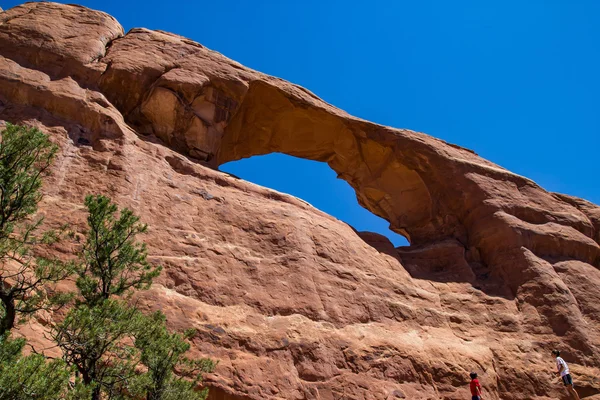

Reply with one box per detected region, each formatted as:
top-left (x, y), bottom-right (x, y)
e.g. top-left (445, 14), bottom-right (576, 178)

top-left (1, 3), bottom-right (599, 399)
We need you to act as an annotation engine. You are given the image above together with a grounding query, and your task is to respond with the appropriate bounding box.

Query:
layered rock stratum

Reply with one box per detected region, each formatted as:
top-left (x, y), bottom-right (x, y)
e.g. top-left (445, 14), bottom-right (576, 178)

top-left (1, 3), bottom-right (599, 399)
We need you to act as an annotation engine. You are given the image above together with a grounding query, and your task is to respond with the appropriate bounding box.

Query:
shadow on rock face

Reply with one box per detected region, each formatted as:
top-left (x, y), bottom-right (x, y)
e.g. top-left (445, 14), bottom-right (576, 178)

top-left (357, 230), bottom-right (515, 300)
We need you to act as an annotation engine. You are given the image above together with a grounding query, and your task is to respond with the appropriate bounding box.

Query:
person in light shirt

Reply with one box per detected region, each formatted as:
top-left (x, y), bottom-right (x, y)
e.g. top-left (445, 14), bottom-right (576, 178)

top-left (552, 350), bottom-right (580, 400)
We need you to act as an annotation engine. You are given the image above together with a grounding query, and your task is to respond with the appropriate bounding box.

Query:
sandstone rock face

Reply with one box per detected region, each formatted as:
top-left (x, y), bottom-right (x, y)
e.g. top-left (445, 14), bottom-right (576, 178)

top-left (1, 3), bottom-right (600, 399)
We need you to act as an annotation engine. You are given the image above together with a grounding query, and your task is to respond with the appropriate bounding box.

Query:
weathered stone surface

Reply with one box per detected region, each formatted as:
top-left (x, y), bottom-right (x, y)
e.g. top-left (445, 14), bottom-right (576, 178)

top-left (0, 2), bottom-right (122, 84)
top-left (1, 3), bottom-right (599, 399)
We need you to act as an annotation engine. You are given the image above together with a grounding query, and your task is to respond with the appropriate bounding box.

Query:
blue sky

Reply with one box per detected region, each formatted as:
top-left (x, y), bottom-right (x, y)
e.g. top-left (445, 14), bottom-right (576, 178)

top-left (2, 0), bottom-right (598, 246)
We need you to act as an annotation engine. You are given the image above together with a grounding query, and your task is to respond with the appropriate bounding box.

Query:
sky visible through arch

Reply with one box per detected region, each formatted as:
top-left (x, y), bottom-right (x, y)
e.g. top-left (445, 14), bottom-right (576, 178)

top-left (220, 154), bottom-right (410, 246)
top-left (2, 0), bottom-right (597, 246)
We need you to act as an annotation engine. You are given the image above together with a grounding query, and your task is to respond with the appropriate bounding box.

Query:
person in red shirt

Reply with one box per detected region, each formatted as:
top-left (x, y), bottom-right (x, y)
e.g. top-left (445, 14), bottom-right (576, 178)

top-left (470, 372), bottom-right (482, 400)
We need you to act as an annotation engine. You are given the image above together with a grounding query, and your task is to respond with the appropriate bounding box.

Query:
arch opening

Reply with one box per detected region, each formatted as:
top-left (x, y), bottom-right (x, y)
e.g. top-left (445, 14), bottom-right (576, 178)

top-left (220, 153), bottom-right (409, 247)
top-left (214, 80), bottom-right (436, 244)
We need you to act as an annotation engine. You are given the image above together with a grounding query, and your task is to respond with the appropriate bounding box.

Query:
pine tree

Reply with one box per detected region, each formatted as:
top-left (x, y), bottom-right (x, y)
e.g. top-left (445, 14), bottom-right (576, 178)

top-left (76, 195), bottom-right (161, 306)
top-left (134, 312), bottom-right (215, 400)
top-left (0, 123), bottom-right (72, 399)
top-left (53, 195), bottom-right (162, 400)
top-left (0, 123), bottom-right (73, 336)
top-left (53, 299), bottom-right (146, 399)
top-left (0, 335), bottom-right (72, 400)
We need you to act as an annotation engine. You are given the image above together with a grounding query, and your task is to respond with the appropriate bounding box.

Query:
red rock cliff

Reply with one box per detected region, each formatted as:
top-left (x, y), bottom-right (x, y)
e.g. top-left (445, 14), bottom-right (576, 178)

top-left (1, 3), bottom-right (599, 399)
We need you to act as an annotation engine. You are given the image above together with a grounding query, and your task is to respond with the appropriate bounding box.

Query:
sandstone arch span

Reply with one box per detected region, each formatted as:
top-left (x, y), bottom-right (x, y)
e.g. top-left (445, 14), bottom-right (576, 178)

top-left (216, 80), bottom-right (432, 244)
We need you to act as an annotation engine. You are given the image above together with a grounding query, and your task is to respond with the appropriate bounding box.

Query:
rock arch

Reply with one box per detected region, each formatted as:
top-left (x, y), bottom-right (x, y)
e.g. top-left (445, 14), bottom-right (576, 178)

top-left (96, 28), bottom-right (600, 367)
top-left (216, 80), bottom-right (432, 244)
top-left (2, 2), bottom-right (598, 303)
